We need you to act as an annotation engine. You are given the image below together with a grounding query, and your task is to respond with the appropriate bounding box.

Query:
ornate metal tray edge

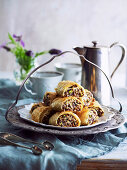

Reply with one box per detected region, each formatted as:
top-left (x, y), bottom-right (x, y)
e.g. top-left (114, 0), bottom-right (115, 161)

top-left (6, 105), bottom-right (126, 136)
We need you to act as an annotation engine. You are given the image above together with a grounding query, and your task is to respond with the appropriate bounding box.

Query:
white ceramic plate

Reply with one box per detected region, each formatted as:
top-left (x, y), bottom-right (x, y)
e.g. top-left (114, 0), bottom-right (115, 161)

top-left (18, 103), bottom-right (115, 130)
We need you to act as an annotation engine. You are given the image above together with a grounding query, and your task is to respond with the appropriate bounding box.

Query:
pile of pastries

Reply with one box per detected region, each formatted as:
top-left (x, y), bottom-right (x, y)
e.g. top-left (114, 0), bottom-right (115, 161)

top-left (30, 80), bottom-right (104, 127)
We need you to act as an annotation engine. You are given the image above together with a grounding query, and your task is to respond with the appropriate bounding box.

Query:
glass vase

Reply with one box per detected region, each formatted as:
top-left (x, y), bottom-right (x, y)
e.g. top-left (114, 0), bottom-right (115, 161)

top-left (13, 62), bottom-right (33, 85)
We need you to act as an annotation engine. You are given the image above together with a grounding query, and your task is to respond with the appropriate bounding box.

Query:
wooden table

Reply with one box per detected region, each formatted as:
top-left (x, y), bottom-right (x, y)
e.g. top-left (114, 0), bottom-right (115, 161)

top-left (77, 159), bottom-right (127, 170)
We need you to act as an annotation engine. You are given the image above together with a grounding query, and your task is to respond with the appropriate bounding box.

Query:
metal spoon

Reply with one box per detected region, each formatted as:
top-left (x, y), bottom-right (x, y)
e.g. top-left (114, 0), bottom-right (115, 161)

top-left (0, 136), bottom-right (42, 155)
top-left (43, 140), bottom-right (54, 151)
top-left (0, 132), bottom-right (54, 151)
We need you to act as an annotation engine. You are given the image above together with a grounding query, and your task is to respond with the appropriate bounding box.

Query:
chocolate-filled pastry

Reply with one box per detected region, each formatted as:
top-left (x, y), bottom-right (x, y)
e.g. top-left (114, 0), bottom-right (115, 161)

top-left (55, 80), bottom-right (85, 97)
top-left (49, 111), bottom-right (81, 127)
top-left (43, 92), bottom-right (57, 106)
top-left (89, 99), bottom-right (104, 117)
top-left (79, 89), bottom-right (93, 106)
top-left (31, 105), bottom-right (52, 124)
top-left (30, 102), bottom-right (44, 114)
top-left (76, 107), bottom-right (98, 126)
top-left (51, 96), bottom-right (83, 112)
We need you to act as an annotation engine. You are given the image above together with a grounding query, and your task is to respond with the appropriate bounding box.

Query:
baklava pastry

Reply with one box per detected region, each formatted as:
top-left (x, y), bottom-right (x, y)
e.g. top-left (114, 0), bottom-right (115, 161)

top-left (55, 80), bottom-right (85, 97)
top-left (43, 92), bottom-right (57, 106)
top-left (49, 111), bottom-right (81, 127)
top-left (76, 107), bottom-right (98, 126)
top-left (31, 105), bottom-right (52, 124)
top-left (79, 89), bottom-right (93, 106)
top-left (30, 102), bottom-right (44, 114)
top-left (89, 99), bottom-right (104, 117)
top-left (51, 96), bottom-right (83, 112)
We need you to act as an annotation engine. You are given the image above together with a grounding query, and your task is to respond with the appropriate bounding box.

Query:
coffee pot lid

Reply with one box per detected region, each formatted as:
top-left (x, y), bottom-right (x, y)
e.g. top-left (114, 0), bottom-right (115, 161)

top-left (84, 41), bottom-right (108, 49)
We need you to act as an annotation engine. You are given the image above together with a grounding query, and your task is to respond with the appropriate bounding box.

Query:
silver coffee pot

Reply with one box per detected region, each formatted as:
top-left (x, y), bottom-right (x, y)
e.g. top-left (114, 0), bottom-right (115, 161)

top-left (74, 41), bottom-right (126, 105)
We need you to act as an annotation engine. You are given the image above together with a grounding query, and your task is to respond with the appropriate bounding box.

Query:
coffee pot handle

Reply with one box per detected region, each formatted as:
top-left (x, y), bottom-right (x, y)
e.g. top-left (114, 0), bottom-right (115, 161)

top-left (110, 42), bottom-right (126, 78)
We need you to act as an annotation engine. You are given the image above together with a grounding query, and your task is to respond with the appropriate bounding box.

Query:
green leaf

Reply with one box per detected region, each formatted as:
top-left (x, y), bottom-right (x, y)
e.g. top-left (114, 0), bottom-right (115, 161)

top-left (8, 33), bottom-right (16, 45)
top-left (35, 51), bottom-right (48, 58)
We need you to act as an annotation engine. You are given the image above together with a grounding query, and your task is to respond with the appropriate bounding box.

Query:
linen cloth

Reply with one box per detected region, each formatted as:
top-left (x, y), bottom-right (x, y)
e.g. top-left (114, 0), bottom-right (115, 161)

top-left (0, 79), bottom-right (127, 170)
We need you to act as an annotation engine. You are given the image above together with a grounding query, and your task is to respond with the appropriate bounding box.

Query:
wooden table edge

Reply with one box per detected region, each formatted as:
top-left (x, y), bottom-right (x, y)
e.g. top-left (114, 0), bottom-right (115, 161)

top-left (77, 159), bottom-right (127, 170)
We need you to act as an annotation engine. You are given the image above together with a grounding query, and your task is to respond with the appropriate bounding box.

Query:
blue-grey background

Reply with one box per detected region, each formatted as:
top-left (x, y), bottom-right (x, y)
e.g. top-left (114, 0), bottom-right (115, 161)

top-left (0, 0), bottom-right (127, 87)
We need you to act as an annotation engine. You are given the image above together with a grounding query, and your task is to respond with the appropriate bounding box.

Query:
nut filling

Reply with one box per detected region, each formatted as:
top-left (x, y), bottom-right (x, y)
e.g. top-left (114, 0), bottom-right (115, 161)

top-left (95, 107), bottom-right (104, 117)
top-left (43, 94), bottom-right (50, 106)
top-left (88, 110), bottom-right (98, 125)
top-left (57, 114), bottom-right (79, 127)
top-left (43, 92), bottom-right (56, 106)
top-left (83, 91), bottom-right (93, 105)
top-left (64, 85), bottom-right (84, 97)
top-left (62, 99), bottom-right (82, 112)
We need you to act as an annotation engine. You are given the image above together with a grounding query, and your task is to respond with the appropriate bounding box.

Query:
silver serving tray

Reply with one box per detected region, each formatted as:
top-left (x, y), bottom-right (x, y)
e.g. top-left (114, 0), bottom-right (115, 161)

top-left (6, 105), bottom-right (125, 136)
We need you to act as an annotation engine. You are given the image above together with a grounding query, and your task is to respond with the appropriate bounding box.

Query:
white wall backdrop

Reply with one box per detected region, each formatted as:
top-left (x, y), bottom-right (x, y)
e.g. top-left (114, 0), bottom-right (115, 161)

top-left (0, 0), bottom-right (127, 86)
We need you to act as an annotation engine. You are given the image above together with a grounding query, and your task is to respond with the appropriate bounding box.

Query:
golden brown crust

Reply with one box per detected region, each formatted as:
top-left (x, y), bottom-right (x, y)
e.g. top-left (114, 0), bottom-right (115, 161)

top-left (89, 99), bottom-right (104, 117)
top-left (49, 111), bottom-right (81, 127)
top-left (30, 102), bottom-right (44, 114)
top-left (31, 105), bottom-right (51, 123)
top-left (76, 107), bottom-right (98, 125)
top-left (51, 96), bottom-right (83, 112)
top-left (55, 80), bottom-right (85, 97)
top-left (43, 92), bottom-right (57, 106)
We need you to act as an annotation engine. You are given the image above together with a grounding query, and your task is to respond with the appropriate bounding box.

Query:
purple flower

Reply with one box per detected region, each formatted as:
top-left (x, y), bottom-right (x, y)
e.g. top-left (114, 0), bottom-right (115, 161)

top-left (20, 40), bottom-right (25, 47)
top-left (49, 49), bottom-right (62, 55)
top-left (0, 43), bottom-right (11, 51)
top-left (13, 34), bottom-right (25, 47)
top-left (13, 34), bottom-right (22, 41)
top-left (25, 50), bottom-right (34, 57)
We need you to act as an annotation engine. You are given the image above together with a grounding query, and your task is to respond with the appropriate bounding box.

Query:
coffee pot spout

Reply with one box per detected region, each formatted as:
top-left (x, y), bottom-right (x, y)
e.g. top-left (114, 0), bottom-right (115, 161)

top-left (73, 47), bottom-right (86, 56)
